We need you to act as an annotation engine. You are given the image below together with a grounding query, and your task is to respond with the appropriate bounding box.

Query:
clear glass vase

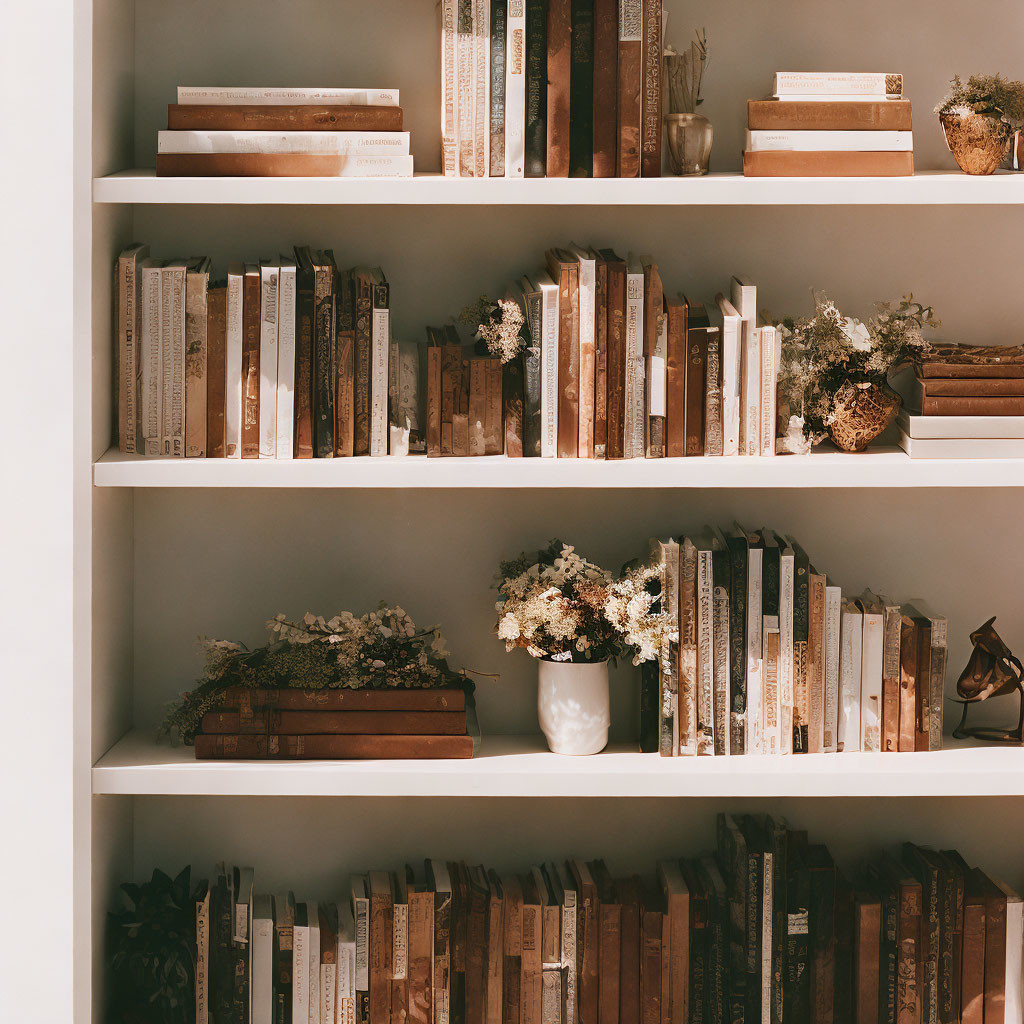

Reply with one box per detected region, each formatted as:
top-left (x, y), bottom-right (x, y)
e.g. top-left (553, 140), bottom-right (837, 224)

top-left (665, 112), bottom-right (713, 176)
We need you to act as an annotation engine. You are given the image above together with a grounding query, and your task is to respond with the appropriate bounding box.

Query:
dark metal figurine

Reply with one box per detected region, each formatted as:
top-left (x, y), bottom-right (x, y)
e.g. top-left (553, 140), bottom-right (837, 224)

top-left (952, 617), bottom-right (1024, 744)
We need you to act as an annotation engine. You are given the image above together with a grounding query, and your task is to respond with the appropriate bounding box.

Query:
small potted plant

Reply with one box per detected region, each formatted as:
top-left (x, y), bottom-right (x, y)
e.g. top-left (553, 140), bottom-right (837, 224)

top-left (663, 29), bottom-right (711, 175)
top-left (495, 540), bottom-right (672, 755)
top-left (937, 74), bottom-right (1024, 174)
top-left (776, 292), bottom-right (939, 453)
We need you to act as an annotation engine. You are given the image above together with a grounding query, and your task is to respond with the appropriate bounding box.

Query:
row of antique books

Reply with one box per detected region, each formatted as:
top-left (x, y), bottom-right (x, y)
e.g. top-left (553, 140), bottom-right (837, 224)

top-left (643, 527), bottom-right (946, 756)
top-left (154, 87), bottom-right (412, 178)
top-left (744, 73), bottom-right (914, 178)
top-left (195, 816), bottom-right (1023, 1024)
top-left (440, 0), bottom-right (664, 178)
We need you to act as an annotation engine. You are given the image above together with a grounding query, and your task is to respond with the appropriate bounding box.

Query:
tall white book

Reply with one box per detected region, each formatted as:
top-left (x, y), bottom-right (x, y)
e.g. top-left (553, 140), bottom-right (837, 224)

top-left (337, 901), bottom-right (356, 1024)
top-left (838, 600), bottom-right (863, 752)
top-left (252, 895), bottom-right (276, 1024)
top-left (777, 534), bottom-right (796, 756)
top-left (157, 130), bottom-right (412, 155)
top-left (758, 322), bottom-right (778, 457)
top-left (440, 0), bottom-right (458, 175)
top-left (534, 270), bottom-right (560, 458)
top-left (369, 272), bottom-right (390, 457)
top-left (258, 260), bottom-right (279, 459)
top-left (745, 534), bottom-right (764, 754)
top-left (140, 260), bottom-right (163, 457)
top-left (625, 255), bottom-right (645, 459)
top-left (351, 876), bottom-right (370, 1011)
top-left (293, 904), bottom-right (311, 1024)
top-left (505, 0), bottom-right (526, 177)
top-left (730, 276), bottom-right (760, 457)
top-left (823, 585), bottom-right (842, 753)
top-left (320, 906), bottom-right (337, 1024)
top-left (224, 262), bottom-right (244, 458)
top-left (307, 901), bottom-right (321, 1024)
top-left (997, 879), bottom-right (1024, 1024)
top-left (472, 0), bottom-right (491, 176)
top-left (857, 593), bottom-right (885, 753)
top-left (716, 295), bottom-right (742, 457)
top-left (569, 243), bottom-right (597, 458)
top-left (772, 71), bottom-right (902, 97)
top-left (275, 258), bottom-right (297, 460)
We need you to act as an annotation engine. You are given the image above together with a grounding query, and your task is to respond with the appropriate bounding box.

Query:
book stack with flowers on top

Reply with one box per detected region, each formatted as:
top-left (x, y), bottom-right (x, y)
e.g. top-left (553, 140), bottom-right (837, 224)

top-left (891, 342), bottom-right (1024, 458)
top-left (155, 86), bottom-right (412, 177)
top-left (745, 72), bottom-right (914, 177)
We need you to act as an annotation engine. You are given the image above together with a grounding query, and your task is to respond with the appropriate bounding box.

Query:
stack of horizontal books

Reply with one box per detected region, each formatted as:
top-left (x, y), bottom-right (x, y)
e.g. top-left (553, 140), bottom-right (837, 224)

top-left (155, 86), bottom-right (412, 177)
top-left (892, 343), bottom-right (1024, 458)
top-left (744, 72), bottom-right (914, 177)
top-left (193, 687), bottom-right (476, 759)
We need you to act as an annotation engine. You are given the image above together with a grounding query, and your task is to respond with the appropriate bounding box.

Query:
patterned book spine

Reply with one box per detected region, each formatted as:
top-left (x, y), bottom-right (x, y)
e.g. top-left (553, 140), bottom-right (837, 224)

top-left (433, 879), bottom-right (452, 1024)
top-left (568, 0), bottom-right (594, 177)
top-left (485, 357), bottom-right (503, 454)
top-left (592, 0), bottom-right (618, 177)
top-left (927, 616), bottom-right (947, 752)
top-left (703, 324), bottom-right (723, 455)
top-left (746, 545), bottom-right (764, 754)
top-left (576, 252), bottom-right (596, 457)
top-left (678, 538), bottom-right (699, 756)
top-left (140, 264), bottom-right (162, 457)
top-left (643, 264), bottom-right (665, 458)
top-left (562, 889), bottom-right (578, 1024)
top-left (473, 0), bottom-right (491, 177)
top-left (293, 259), bottom-right (314, 459)
top-left (166, 264), bottom-right (187, 457)
top-left (551, 258), bottom-right (580, 458)
top-left (860, 610), bottom-right (884, 753)
top-left (184, 262), bottom-right (209, 457)
top-left (759, 325), bottom-right (777, 456)
top-left (336, 272), bottom-right (356, 457)
top-left (616, 0), bottom-right (641, 176)
top-left (313, 259), bottom-right (336, 458)
top-left (117, 247), bottom-right (148, 453)
top-left (206, 285), bottom-right (226, 458)
top-left (742, 324), bottom-right (761, 456)
top-left (506, 0), bottom-right (527, 177)
top-left (624, 265), bottom-right (645, 458)
top-left (895, 881), bottom-right (922, 1024)
top-left (538, 278), bottom-right (559, 457)
top-left (353, 273), bottom-right (373, 456)
top-left (763, 622), bottom-right (781, 757)
top-left (779, 552), bottom-right (795, 755)
top-left (712, 574), bottom-right (731, 756)
top-left (639, 0), bottom-right (662, 175)
top-left (524, 0), bottom-right (547, 176)
top-left (258, 261), bottom-right (279, 458)
top-left (524, 346), bottom-right (542, 456)
top-left (807, 573), bottom-right (826, 754)
top-left (469, 359), bottom-right (486, 456)
top-left (454, 354), bottom-right (471, 456)
top-left (276, 261), bottom-right (296, 459)
top-left (838, 603), bottom-right (863, 752)
top-left (823, 586), bottom-right (842, 753)
top-left (196, 890), bottom-right (210, 1024)
top-left (441, 0), bottom-right (459, 175)
top-left (724, 535), bottom-right (747, 756)
top-left (881, 604), bottom-right (902, 752)
top-left (489, 0), bottom-right (506, 175)
top-left (354, 892), bottom-right (370, 1022)
top-left (503, 356), bottom-right (525, 457)
top-left (224, 265), bottom-right (243, 458)
top-left (603, 257), bottom-right (626, 459)
top-left (898, 615), bottom-right (918, 753)
top-left (546, 0), bottom-right (572, 176)
top-left (684, 313), bottom-right (706, 456)
top-left (241, 264), bottom-right (261, 458)
top-left (593, 259), bottom-right (608, 458)
top-left (371, 281), bottom-right (390, 456)
top-left (457, 0), bottom-right (475, 175)
top-left (696, 545), bottom-right (715, 755)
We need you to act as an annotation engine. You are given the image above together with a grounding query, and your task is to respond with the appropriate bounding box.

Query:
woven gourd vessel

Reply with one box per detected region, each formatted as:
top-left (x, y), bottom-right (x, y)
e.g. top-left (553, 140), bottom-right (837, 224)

top-left (828, 378), bottom-right (902, 452)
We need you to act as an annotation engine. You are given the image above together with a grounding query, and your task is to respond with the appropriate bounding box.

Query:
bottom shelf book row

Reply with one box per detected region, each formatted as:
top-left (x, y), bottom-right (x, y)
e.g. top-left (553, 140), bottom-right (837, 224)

top-left (113, 812), bottom-right (1023, 1024)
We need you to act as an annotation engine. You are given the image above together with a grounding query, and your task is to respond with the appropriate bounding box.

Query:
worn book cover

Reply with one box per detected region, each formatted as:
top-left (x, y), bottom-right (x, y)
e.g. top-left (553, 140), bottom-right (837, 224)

top-left (723, 529), bottom-right (748, 756)
top-left (678, 537), bottom-right (699, 756)
top-left (600, 250), bottom-right (627, 459)
top-left (257, 260), bottom-right (280, 459)
top-left (593, 254), bottom-right (609, 457)
top-left (694, 531), bottom-right (716, 755)
top-left (679, 861), bottom-right (707, 1023)
top-left (657, 859), bottom-right (689, 1024)
top-left (293, 249), bottom-right (316, 458)
top-left (591, 0), bottom-right (618, 177)
top-left (546, 0), bottom-right (572, 176)
top-left (520, 874), bottom-right (543, 1024)
top-left (683, 299), bottom-right (709, 457)
top-left (313, 250), bottom-right (338, 458)
top-left (665, 296), bottom-right (687, 458)
top-left (590, 862), bottom-right (621, 1024)
top-left (427, 862), bottom-right (452, 1024)
top-left (569, 860), bottom-right (599, 1024)
top-left (501, 874), bottom-right (523, 1024)
top-left (568, 0), bottom-right (595, 176)
top-left (206, 282), bottom-right (227, 457)
top-left (546, 249), bottom-right (581, 457)
top-left (616, 0), bottom-right (642, 176)
top-left (639, 0), bottom-right (662, 175)
top-left (642, 257), bottom-right (665, 458)
top-left (898, 610), bottom-right (919, 753)
top-left (201, 709), bottom-right (468, 735)
top-left (710, 532), bottom-right (732, 755)
top-left (352, 268), bottom-right (375, 456)
top-left (524, 0), bottom-right (548, 176)
top-left (616, 877), bottom-right (641, 1024)
top-left (490, 0), bottom-right (507, 175)
top-left (807, 568), bottom-right (827, 754)
top-left (336, 268), bottom-right (356, 457)
top-left (116, 243), bottom-right (150, 454)
top-left (569, 243), bottom-right (597, 457)
top-left (240, 263), bottom-right (261, 458)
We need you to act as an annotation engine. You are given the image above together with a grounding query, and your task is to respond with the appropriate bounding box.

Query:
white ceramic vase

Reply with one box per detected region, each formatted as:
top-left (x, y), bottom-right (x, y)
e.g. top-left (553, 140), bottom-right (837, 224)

top-left (537, 659), bottom-right (611, 755)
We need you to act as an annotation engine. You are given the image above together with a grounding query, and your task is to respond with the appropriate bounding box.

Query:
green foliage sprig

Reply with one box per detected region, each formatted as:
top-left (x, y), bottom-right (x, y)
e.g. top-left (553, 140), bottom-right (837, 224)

top-left (937, 74), bottom-right (1024, 130)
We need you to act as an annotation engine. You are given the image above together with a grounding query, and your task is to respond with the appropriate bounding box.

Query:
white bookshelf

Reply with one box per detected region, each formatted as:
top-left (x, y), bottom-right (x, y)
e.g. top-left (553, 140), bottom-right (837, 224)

top-left (76, 1), bottom-right (1024, 1021)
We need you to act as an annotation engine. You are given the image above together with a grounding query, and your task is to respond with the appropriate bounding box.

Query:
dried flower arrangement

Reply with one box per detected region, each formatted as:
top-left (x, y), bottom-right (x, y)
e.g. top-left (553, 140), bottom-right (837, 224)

top-left (494, 540), bottom-right (674, 665)
top-left (161, 604), bottom-right (466, 742)
top-left (458, 296), bottom-right (530, 364)
top-left (664, 29), bottom-right (709, 115)
top-left (936, 74), bottom-right (1024, 129)
top-left (776, 292), bottom-right (939, 451)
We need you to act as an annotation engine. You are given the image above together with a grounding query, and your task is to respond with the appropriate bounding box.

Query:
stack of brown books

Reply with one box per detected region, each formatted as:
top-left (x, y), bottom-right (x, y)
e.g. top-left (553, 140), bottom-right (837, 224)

top-left (744, 72), bottom-right (914, 177)
top-left (193, 687), bottom-right (476, 759)
top-left (892, 344), bottom-right (1024, 457)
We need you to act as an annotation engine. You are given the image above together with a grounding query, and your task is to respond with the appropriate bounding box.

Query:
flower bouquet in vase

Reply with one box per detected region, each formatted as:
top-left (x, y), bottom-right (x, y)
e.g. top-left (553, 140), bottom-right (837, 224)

top-left (495, 541), bottom-right (673, 755)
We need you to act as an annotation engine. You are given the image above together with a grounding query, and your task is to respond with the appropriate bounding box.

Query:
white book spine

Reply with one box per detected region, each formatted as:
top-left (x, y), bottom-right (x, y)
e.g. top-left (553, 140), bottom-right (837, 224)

top-left (538, 278), bottom-right (559, 457)
top-left (338, 940), bottom-right (356, 1024)
top-left (308, 907), bottom-right (321, 1024)
top-left (648, 312), bottom-right (667, 417)
top-left (165, 265), bottom-right (186, 458)
top-left (779, 553), bottom-right (795, 756)
top-left (761, 851), bottom-right (773, 1024)
top-left (141, 266), bottom-right (162, 457)
top-left (473, 0), bottom-right (490, 177)
top-left (293, 924), bottom-right (311, 1024)
top-left (258, 263), bottom-right (279, 459)
top-left (838, 606), bottom-right (863, 752)
top-left (776, 93), bottom-right (901, 102)
top-left (353, 896), bottom-right (369, 992)
top-left (696, 548), bottom-right (715, 755)
top-left (393, 902), bottom-right (409, 980)
top-left (321, 964), bottom-right (337, 1024)
top-left (746, 547), bottom-right (764, 754)
top-left (860, 611), bottom-right (884, 752)
top-left (897, 432), bottom-right (1024, 459)
top-left (1002, 888), bottom-right (1024, 1024)
top-left (370, 291), bottom-right (390, 457)
top-left (441, 0), bottom-right (458, 176)
top-left (225, 267), bottom-right (244, 458)
top-left (625, 270), bottom-right (645, 458)
top-left (720, 309), bottom-right (741, 456)
top-left (158, 130), bottom-right (411, 154)
top-left (772, 72), bottom-right (899, 96)
top-left (253, 918), bottom-right (275, 1024)
top-left (276, 262), bottom-right (296, 459)
top-left (823, 586), bottom-right (842, 753)
top-left (745, 129), bottom-right (913, 152)
top-left (742, 324), bottom-right (761, 457)
top-left (759, 326), bottom-right (777, 457)
top-left (506, 0), bottom-right (526, 177)
top-left (576, 253), bottom-right (597, 456)
top-left (177, 86), bottom-right (400, 106)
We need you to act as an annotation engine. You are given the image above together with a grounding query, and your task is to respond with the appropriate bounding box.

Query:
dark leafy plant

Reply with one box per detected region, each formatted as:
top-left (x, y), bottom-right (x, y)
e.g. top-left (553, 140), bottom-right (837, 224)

top-left (108, 867), bottom-right (205, 1024)
top-left (937, 74), bottom-right (1024, 129)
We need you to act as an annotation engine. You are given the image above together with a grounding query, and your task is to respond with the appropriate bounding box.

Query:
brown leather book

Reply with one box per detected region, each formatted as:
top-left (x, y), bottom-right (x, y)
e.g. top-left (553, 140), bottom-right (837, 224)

top-left (915, 343), bottom-right (1024, 379)
top-left (807, 570), bottom-right (827, 754)
top-left (370, 871), bottom-right (395, 1024)
top-left (465, 867), bottom-right (489, 1024)
top-left (665, 296), bottom-right (687, 457)
top-left (200, 709), bottom-right (468, 736)
top-left (640, 901), bottom-right (663, 1024)
top-left (912, 377), bottom-right (1024, 397)
top-left (616, 0), bottom-right (642, 176)
top-left (220, 686), bottom-right (466, 712)
top-left (501, 874), bottom-right (524, 1024)
top-left (642, 259), bottom-right (664, 458)
top-left (520, 875), bottom-right (543, 1024)
top-left (683, 299), bottom-right (709, 457)
top-left (898, 611), bottom-right (918, 753)
top-left (546, 249), bottom-right (581, 457)
top-left (601, 250), bottom-right (628, 458)
top-left (546, 0), bottom-right (572, 177)
top-left (441, 339), bottom-right (461, 456)
top-left (155, 152), bottom-right (411, 176)
top-left (184, 258), bottom-right (210, 457)
top-left (485, 871), bottom-right (504, 1024)
top-left (639, 0), bottom-right (663, 176)
top-left (907, 609), bottom-right (932, 753)
top-left (293, 249), bottom-right (315, 458)
top-left (746, 100), bottom-right (913, 132)
top-left (616, 877), bottom-right (642, 1024)
top-left (886, 859), bottom-right (922, 1024)
top-left (454, 354), bottom-right (470, 456)
top-left (484, 357), bottom-right (504, 455)
top-left (882, 602), bottom-right (902, 754)
top-left (503, 358), bottom-right (525, 457)
top-left (206, 283), bottom-right (227, 457)
top-left (597, 900), bottom-right (621, 1024)
top-left (917, 395), bottom-right (1024, 415)
top-left (938, 851), bottom-right (965, 1024)
top-left (451, 863), bottom-right (470, 1024)
top-left (241, 263), bottom-right (261, 458)
top-left (592, 0), bottom-right (618, 177)
top-left (594, 256), bottom-right (609, 457)
top-left (336, 269), bottom-right (356, 456)
top-left (193, 733), bottom-right (475, 759)
top-left (313, 250), bottom-right (338, 458)
top-left (976, 869), bottom-right (1007, 1024)
top-left (570, 860), bottom-right (600, 1024)
top-left (353, 269), bottom-right (374, 456)
top-left (167, 103), bottom-right (404, 131)
top-left (659, 914), bottom-right (670, 1024)
top-left (426, 330), bottom-right (443, 457)
top-left (658, 860), bottom-right (688, 1024)
top-left (742, 150), bottom-right (914, 177)
top-left (540, 897), bottom-right (561, 1024)
top-left (391, 875), bottom-right (410, 1024)
top-left (853, 888), bottom-right (881, 1024)
top-left (955, 861), bottom-right (985, 1024)
top-left (408, 875), bottom-right (434, 1024)
top-left (469, 359), bottom-right (487, 456)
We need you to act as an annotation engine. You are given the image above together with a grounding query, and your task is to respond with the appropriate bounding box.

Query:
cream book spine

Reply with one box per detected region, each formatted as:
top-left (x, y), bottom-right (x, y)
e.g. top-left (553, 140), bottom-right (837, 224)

top-left (772, 72), bottom-right (901, 96)
top-left (157, 130), bottom-right (411, 154)
top-left (140, 262), bottom-right (163, 457)
top-left (759, 324), bottom-right (777, 457)
top-left (353, 885), bottom-right (370, 997)
top-left (337, 902), bottom-right (356, 1024)
top-left (712, 569), bottom-right (732, 756)
top-left (370, 281), bottom-right (390, 456)
top-left (321, 958), bottom-right (337, 1024)
top-left (293, 913), bottom-right (311, 1024)
top-left (823, 585), bottom-right (842, 754)
top-left (745, 129), bottom-right (913, 152)
top-left (276, 259), bottom-right (296, 459)
top-left (196, 890), bottom-right (210, 1024)
top-left (838, 601), bottom-right (863, 752)
top-left (258, 261), bottom-right (279, 459)
top-left (225, 263), bottom-right (244, 458)
top-left (441, 0), bottom-right (458, 175)
top-left (678, 537), bottom-right (699, 757)
top-left (252, 901), bottom-right (275, 1024)
top-left (778, 547), bottom-right (795, 755)
top-left (625, 259), bottom-right (645, 458)
top-left (696, 543), bottom-right (716, 755)
top-left (456, 0), bottom-right (476, 175)
top-left (858, 601), bottom-right (884, 752)
top-left (177, 86), bottom-right (401, 105)
top-left (558, 872), bottom-right (577, 1024)
top-left (997, 880), bottom-right (1024, 1024)
top-left (536, 272), bottom-right (559, 457)
top-left (393, 900), bottom-right (409, 981)
top-left (308, 902), bottom-right (321, 1024)
top-left (730, 276), bottom-right (759, 456)
top-left (472, 0), bottom-right (491, 177)
top-left (162, 263), bottom-right (186, 458)
top-left (745, 545), bottom-right (764, 754)
top-left (505, 0), bottom-right (526, 177)
top-left (716, 295), bottom-right (742, 456)
top-left (571, 245), bottom-right (597, 458)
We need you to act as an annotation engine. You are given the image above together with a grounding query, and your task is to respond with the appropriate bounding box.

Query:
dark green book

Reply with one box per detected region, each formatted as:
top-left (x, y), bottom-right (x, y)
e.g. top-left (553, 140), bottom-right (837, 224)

top-left (738, 817), bottom-right (769, 1024)
top-left (568, 0), bottom-right (594, 176)
top-left (724, 528), bottom-right (748, 755)
top-left (524, 0), bottom-right (548, 176)
top-left (716, 813), bottom-right (748, 1024)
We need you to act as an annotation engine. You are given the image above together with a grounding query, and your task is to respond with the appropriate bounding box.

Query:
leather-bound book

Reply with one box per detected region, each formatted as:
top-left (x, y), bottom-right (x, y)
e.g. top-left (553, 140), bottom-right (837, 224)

top-left (882, 856), bottom-right (922, 1024)
top-left (679, 860), bottom-right (708, 1024)
top-left (194, 733), bottom-right (474, 759)
top-left (353, 268), bottom-right (374, 456)
top-left (408, 871), bottom-right (435, 1024)
top-left (520, 873), bottom-right (542, 1024)
top-left (538, 872), bottom-right (561, 1024)
top-left (975, 869), bottom-right (1007, 1024)
top-left (703, 302), bottom-right (723, 456)
top-left (569, 860), bottom-right (600, 1024)
top-left (593, 255), bottom-right (608, 457)
top-left (789, 538), bottom-right (811, 754)
top-left (915, 342), bottom-right (1024, 379)
top-left (440, 336), bottom-right (462, 456)
top-left (568, 0), bottom-right (595, 177)
top-left (834, 875), bottom-right (855, 1024)
top-left (485, 872), bottom-right (504, 1024)
top-left (665, 296), bottom-right (687, 457)
top-left (524, 344), bottom-right (542, 456)
top-left (206, 283), bottom-right (227, 457)
top-left (881, 600), bottom-right (903, 753)
top-left (765, 817), bottom-right (788, 1024)
top-left (469, 359), bottom-right (487, 456)
top-left (642, 258), bottom-right (665, 458)
top-left (293, 248), bottom-right (316, 458)
top-left (369, 872), bottom-right (395, 1024)
top-left (490, 0), bottom-right (507, 176)
top-left (807, 568), bottom-right (827, 754)
top-left (426, 328), bottom-right (444, 457)
top-left (184, 257), bottom-right (210, 458)
top-left (312, 250), bottom-right (338, 458)
top-left (167, 103), bottom-right (405, 131)
top-left (783, 830), bottom-right (811, 1024)
top-left (639, 0), bottom-right (662, 176)
top-left (524, 0), bottom-right (548, 176)
top-left (600, 249), bottom-right (627, 458)
top-left (853, 885), bottom-right (881, 1024)
top-left (201, 709), bottom-right (468, 735)
top-left (590, 861), bottom-right (621, 1024)
top-left (501, 874), bottom-right (523, 1024)
top-left (917, 395), bottom-right (1024, 415)
top-left (746, 100), bottom-right (912, 132)
top-left (902, 606), bottom-right (933, 752)
top-left (696, 855), bottom-right (728, 1024)
top-left (616, 0), bottom-right (642, 175)
top-left (943, 854), bottom-right (983, 1024)
top-left (450, 863), bottom-right (469, 1024)
top-left (545, 248), bottom-right (581, 457)
top-left (616, 877), bottom-right (642, 1024)
top-left (336, 268), bottom-right (356, 456)
top-left (426, 861), bottom-right (453, 1024)
top-left (938, 850), bottom-right (965, 1024)
top-left (504, 357), bottom-right (525, 457)
top-left (220, 686), bottom-right (466, 712)
top-left (484, 357), bottom-right (504, 454)
top-left (742, 151), bottom-right (914, 177)
top-left (241, 263), bottom-right (261, 458)
top-left (592, 0), bottom-right (618, 177)
top-left (657, 859), bottom-right (688, 1024)
top-left (465, 867), bottom-right (490, 1024)
top-left (454, 350), bottom-right (471, 456)
top-left (724, 529), bottom-right (748, 756)
top-left (155, 152), bottom-right (414, 176)
top-left (546, 0), bottom-right (572, 176)
top-left (738, 817), bottom-right (769, 1024)
top-left (639, 886), bottom-right (662, 1024)
top-left (898, 611), bottom-right (919, 753)
top-left (683, 298), bottom-right (710, 457)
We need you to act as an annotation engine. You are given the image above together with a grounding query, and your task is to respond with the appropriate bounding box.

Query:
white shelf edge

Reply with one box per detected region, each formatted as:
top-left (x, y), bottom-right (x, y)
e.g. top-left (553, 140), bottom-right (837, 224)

top-left (93, 730), bottom-right (1024, 798)
top-left (92, 447), bottom-right (1024, 488)
top-left (93, 169), bottom-right (1024, 206)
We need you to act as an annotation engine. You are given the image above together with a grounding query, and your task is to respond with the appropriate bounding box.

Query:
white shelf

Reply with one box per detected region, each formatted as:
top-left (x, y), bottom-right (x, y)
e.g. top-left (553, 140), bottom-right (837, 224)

top-left (93, 446), bottom-right (1024, 488)
top-left (93, 730), bottom-right (1024, 798)
top-left (93, 169), bottom-right (1024, 206)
